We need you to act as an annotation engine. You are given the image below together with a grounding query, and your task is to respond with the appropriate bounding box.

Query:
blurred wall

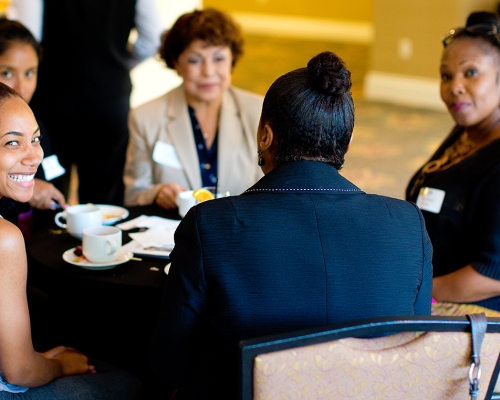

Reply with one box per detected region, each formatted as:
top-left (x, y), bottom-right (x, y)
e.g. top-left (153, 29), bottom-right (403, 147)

top-left (204, 0), bottom-right (374, 44)
top-left (204, 0), bottom-right (372, 21)
top-left (130, 0), bottom-right (202, 108)
top-left (132, 0), bottom-right (500, 110)
top-left (365, 0), bottom-right (499, 109)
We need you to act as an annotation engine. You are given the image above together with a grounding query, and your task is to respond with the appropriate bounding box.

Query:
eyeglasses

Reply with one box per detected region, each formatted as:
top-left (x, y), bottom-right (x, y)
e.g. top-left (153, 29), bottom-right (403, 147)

top-left (442, 23), bottom-right (500, 47)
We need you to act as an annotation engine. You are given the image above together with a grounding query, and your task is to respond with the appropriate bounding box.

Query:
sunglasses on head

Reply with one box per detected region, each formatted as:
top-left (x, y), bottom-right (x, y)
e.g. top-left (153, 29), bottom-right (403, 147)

top-left (442, 23), bottom-right (500, 47)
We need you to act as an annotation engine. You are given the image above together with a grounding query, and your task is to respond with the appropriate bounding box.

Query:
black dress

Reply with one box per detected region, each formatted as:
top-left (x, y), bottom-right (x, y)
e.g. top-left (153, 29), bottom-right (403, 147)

top-left (407, 125), bottom-right (500, 311)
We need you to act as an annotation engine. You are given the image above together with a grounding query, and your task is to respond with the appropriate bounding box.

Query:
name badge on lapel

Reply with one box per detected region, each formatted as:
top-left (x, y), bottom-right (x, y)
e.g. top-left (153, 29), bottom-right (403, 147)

top-left (41, 154), bottom-right (66, 181)
top-left (416, 187), bottom-right (445, 214)
top-left (152, 141), bottom-right (183, 170)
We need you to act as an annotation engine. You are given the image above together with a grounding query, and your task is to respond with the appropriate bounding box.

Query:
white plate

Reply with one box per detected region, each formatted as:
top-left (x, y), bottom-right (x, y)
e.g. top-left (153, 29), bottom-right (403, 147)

top-left (62, 247), bottom-right (133, 270)
top-left (96, 204), bottom-right (129, 225)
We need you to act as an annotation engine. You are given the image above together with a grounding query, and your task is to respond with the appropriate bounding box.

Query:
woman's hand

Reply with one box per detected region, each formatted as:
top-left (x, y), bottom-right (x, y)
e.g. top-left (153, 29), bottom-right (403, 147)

top-left (42, 346), bottom-right (94, 376)
top-left (155, 183), bottom-right (186, 210)
top-left (433, 265), bottom-right (500, 303)
top-left (28, 179), bottom-right (67, 210)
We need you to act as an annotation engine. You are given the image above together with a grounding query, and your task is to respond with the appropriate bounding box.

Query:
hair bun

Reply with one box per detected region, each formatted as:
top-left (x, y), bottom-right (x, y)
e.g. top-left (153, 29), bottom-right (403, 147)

top-left (307, 51), bottom-right (352, 95)
top-left (466, 11), bottom-right (499, 29)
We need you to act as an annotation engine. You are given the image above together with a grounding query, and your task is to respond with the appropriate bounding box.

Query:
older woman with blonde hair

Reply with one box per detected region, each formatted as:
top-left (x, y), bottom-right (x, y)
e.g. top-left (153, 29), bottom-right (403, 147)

top-left (124, 8), bottom-right (263, 210)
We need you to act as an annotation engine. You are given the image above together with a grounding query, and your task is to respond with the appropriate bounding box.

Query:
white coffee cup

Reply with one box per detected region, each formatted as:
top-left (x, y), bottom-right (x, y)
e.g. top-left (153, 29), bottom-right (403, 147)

top-left (82, 226), bottom-right (122, 264)
top-left (176, 190), bottom-right (196, 218)
top-left (55, 204), bottom-right (102, 239)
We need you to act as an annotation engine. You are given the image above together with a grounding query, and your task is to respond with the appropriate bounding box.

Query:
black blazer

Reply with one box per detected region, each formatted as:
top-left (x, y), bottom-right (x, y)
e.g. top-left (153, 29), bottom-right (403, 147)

top-left (151, 160), bottom-right (433, 399)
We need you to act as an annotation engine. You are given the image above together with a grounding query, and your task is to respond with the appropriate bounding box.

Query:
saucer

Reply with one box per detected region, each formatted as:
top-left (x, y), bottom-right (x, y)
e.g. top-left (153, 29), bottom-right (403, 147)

top-left (62, 247), bottom-right (133, 270)
top-left (96, 205), bottom-right (129, 225)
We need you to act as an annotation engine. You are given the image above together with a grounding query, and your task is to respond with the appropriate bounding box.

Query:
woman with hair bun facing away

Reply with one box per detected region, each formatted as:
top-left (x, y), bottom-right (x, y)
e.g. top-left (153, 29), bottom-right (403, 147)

top-left (150, 51), bottom-right (433, 399)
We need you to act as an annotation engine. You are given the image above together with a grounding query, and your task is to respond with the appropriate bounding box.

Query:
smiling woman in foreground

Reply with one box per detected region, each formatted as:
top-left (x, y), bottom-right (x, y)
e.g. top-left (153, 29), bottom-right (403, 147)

top-left (406, 11), bottom-right (500, 311)
top-left (0, 83), bottom-right (142, 399)
top-left (151, 51), bottom-right (432, 399)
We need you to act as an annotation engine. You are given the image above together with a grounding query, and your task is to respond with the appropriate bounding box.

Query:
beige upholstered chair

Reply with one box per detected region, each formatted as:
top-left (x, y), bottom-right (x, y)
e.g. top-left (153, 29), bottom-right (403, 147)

top-left (240, 315), bottom-right (500, 400)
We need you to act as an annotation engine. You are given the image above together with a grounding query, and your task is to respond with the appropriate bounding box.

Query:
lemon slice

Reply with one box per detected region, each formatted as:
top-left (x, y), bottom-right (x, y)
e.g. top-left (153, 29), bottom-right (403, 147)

top-left (192, 188), bottom-right (215, 202)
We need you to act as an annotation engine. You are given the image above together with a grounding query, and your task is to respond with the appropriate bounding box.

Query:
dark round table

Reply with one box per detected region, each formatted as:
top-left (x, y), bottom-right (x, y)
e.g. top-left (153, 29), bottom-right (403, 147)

top-left (26, 204), bottom-right (181, 398)
top-left (27, 204), bottom-right (179, 289)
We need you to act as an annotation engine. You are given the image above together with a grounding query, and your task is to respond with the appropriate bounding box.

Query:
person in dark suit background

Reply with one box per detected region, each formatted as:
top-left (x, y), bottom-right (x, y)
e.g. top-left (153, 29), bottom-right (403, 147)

top-left (7, 0), bottom-right (164, 206)
top-left (150, 51), bottom-right (433, 399)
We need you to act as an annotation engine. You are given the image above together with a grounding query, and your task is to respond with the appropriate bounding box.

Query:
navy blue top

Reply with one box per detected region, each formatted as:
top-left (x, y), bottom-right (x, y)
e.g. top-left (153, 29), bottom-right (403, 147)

top-left (188, 106), bottom-right (218, 187)
top-left (407, 125), bottom-right (500, 311)
top-left (152, 160), bottom-right (433, 399)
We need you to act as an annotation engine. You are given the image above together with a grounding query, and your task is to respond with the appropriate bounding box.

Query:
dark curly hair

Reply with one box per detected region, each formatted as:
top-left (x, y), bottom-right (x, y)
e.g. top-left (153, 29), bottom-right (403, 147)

top-left (260, 51), bottom-right (354, 170)
top-left (0, 18), bottom-right (41, 62)
top-left (159, 8), bottom-right (244, 69)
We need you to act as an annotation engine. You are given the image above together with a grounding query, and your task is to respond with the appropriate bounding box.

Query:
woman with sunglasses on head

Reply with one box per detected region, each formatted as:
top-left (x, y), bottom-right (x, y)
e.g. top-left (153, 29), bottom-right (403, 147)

top-left (406, 11), bottom-right (500, 311)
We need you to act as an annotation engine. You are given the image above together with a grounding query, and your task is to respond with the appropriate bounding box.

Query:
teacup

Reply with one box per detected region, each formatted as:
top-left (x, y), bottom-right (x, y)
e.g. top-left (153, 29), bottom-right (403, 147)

top-left (176, 190), bottom-right (196, 218)
top-left (82, 226), bottom-right (122, 264)
top-left (55, 204), bottom-right (102, 239)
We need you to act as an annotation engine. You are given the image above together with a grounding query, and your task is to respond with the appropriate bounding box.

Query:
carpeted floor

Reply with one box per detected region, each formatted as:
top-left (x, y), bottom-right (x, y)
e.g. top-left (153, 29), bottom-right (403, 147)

top-left (232, 34), bottom-right (454, 200)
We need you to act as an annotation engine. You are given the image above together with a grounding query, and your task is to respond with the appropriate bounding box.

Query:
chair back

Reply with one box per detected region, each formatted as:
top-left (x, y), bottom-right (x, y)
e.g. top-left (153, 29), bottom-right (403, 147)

top-left (240, 315), bottom-right (500, 400)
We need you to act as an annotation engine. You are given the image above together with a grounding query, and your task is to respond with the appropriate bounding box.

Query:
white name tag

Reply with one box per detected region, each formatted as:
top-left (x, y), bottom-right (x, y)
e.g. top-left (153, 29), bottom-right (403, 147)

top-left (416, 187), bottom-right (445, 214)
top-left (41, 154), bottom-right (66, 181)
top-left (152, 141), bottom-right (183, 170)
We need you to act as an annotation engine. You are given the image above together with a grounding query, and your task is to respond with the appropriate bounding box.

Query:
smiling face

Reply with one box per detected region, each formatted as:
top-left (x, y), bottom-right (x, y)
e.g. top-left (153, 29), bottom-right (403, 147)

top-left (0, 96), bottom-right (42, 202)
top-left (0, 42), bottom-right (38, 103)
top-left (175, 39), bottom-right (233, 106)
top-left (440, 37), bottom-right (500, 128)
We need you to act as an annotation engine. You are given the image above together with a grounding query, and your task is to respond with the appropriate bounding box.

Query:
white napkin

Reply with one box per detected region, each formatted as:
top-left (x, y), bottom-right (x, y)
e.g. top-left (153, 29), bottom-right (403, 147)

top-left (129, 228), bottom-right (177, 249)
top-left (116, 215), bottom-right (180, 231)
top-left (118, 215), bottom-right (180, 257)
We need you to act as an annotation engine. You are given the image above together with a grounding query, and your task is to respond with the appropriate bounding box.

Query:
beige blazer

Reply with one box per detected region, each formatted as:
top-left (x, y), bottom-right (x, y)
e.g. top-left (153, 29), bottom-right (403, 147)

top-left (124, 85), bottom-right (264, 206)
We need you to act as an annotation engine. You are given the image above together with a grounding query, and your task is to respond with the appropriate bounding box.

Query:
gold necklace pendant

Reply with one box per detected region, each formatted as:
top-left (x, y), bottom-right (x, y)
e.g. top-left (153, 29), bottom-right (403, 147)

top-left (409, 131), bottom-right (475, 198)
top-left (424, 132), bottom-right (475, 173)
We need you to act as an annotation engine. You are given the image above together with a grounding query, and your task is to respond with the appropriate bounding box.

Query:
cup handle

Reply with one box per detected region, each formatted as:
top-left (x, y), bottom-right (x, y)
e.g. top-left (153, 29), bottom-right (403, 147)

top-left (105, 239), bottom-right (117, 255)
top-left (54, 211), bottom-right (67, 229)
